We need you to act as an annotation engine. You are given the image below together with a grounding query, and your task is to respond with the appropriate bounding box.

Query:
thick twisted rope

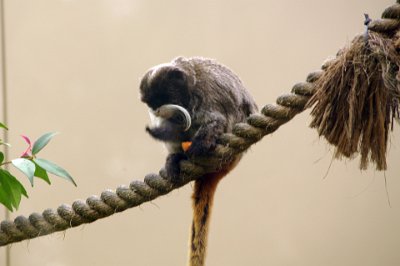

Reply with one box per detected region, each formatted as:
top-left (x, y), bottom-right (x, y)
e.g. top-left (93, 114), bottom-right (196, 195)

top-left (0, 71), bottom-right (319, 246)
top-left (368, 1), bottom-right (400, 33)
top-left (1, 1), bottom-right (399, 247)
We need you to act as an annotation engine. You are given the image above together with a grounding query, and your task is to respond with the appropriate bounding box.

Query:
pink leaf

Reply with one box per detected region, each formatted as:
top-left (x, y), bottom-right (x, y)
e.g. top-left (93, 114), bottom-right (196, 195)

top-left (20, 135), bottom-right (32, 157)
top-left (21, 135), bottom-right (31, 145)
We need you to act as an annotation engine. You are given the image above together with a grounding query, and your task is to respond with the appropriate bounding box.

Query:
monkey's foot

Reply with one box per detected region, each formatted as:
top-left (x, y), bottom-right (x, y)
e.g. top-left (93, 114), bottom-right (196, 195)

top-left (165, 153), bottom-right (187, 183)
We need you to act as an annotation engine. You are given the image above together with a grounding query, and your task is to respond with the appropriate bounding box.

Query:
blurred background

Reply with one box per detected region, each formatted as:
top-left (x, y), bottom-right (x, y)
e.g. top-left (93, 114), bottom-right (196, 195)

top-left (0, 0), bottom-right (398, 265)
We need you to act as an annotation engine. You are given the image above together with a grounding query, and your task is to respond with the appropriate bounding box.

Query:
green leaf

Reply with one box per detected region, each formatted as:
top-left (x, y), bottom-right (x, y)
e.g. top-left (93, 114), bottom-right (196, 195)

top-left (0, 169), bottom-right (28, 211)
top-left (11, 158), bottom-right (36, 186)
top-left (32, 132), bottom-right (59, 155)
top-left (0, 176), bottom-right (13, 211)
top-left (34, 158), bottom-right (76, 186)
top-left (0, 187), bottom-right (13, 211)
top-left (0, 151), bottom-right (4, 164)
top-left (33, 162), bottom-right (51, 185)
top-left (0, 122), bottom-right (8, 130)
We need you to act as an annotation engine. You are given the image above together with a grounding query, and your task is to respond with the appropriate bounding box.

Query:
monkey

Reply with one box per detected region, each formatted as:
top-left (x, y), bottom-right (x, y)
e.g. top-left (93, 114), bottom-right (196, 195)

top-left (139, 56), bottom-right (258, 266)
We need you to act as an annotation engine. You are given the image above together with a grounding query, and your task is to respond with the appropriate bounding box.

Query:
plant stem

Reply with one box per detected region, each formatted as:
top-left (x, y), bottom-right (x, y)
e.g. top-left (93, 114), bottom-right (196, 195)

top-left (0, 160), bottom-right (11, 166)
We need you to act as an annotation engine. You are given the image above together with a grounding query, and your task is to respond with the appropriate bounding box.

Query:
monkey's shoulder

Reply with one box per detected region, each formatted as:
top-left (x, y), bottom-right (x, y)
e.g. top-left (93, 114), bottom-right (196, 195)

top-left (172, 57), bottom-right (238, 79)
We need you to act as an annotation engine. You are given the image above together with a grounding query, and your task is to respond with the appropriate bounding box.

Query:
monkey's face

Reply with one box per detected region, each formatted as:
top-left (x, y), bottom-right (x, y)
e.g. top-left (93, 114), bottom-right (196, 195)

top-left (140, 64), bottom-right (193, 139)
top-left (140, 65), bottom-right (190, 111)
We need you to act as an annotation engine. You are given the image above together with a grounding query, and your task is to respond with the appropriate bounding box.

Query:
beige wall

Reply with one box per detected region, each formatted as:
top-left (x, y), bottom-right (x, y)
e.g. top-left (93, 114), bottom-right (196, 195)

top-left (1, 0), bottom-right (399, 265)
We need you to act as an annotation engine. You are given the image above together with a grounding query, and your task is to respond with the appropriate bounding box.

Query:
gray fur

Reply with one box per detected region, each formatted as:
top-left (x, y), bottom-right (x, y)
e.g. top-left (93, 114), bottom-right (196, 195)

top-left (140, 56), bottom-right (258, 155)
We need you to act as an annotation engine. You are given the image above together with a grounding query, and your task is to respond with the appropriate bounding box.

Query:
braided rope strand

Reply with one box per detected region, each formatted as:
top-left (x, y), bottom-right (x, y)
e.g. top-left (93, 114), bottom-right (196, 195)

top-left (368, 1), bottom-right (400, 33)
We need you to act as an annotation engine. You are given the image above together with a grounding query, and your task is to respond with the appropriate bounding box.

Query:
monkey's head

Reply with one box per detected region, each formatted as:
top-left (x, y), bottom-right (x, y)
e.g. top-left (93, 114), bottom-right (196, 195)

top-left (140, 64), bottom-right (192, 110)
top-left (140, 63), bottom-right (194, 135)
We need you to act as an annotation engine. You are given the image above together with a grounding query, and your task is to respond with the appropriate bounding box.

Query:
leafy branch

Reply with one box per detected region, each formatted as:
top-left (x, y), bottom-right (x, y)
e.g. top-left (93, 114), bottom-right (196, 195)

top-left (0, 123), bottom-right (76, 211)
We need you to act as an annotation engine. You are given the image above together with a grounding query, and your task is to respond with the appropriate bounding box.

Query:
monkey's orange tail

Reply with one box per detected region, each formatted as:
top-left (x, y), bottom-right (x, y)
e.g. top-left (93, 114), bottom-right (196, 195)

top-left (188, 171), bottom-right (224, 266)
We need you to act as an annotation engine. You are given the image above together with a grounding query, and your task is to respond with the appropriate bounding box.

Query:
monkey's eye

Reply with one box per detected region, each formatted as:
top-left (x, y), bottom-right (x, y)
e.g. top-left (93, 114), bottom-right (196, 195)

top-left (147, 99), bottom-right (164, 110)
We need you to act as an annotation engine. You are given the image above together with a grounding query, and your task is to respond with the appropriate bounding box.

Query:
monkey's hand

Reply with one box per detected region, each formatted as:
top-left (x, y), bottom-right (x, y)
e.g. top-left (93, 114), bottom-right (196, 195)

top-left (146, 124), bottom-right (184, 142)
top-left (185, 113), bottom-right (225, 157)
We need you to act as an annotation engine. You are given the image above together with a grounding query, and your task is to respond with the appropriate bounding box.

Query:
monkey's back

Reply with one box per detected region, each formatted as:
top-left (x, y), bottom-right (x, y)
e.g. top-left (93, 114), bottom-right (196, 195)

top-left (172, 57), bottom-right (258, 133)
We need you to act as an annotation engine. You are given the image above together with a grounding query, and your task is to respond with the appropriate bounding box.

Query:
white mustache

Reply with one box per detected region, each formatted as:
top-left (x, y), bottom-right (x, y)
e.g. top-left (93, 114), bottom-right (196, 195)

top-left (151, 104), bottom-right (191, 131)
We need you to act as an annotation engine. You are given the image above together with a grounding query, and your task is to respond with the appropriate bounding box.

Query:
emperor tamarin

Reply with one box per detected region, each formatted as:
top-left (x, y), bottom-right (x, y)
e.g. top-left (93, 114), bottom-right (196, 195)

top-left (139, 56), bottom-right (258, 266)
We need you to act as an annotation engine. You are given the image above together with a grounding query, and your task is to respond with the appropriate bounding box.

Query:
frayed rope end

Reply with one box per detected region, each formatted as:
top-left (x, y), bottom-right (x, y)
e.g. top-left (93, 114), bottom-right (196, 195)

top-left (307, 31), bottom-right (400, 171)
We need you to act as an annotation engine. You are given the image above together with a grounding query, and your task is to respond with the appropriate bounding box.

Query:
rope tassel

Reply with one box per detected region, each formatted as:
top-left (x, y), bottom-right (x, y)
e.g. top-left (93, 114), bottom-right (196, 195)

top-left (307, 29), bottom-right (400, 170)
